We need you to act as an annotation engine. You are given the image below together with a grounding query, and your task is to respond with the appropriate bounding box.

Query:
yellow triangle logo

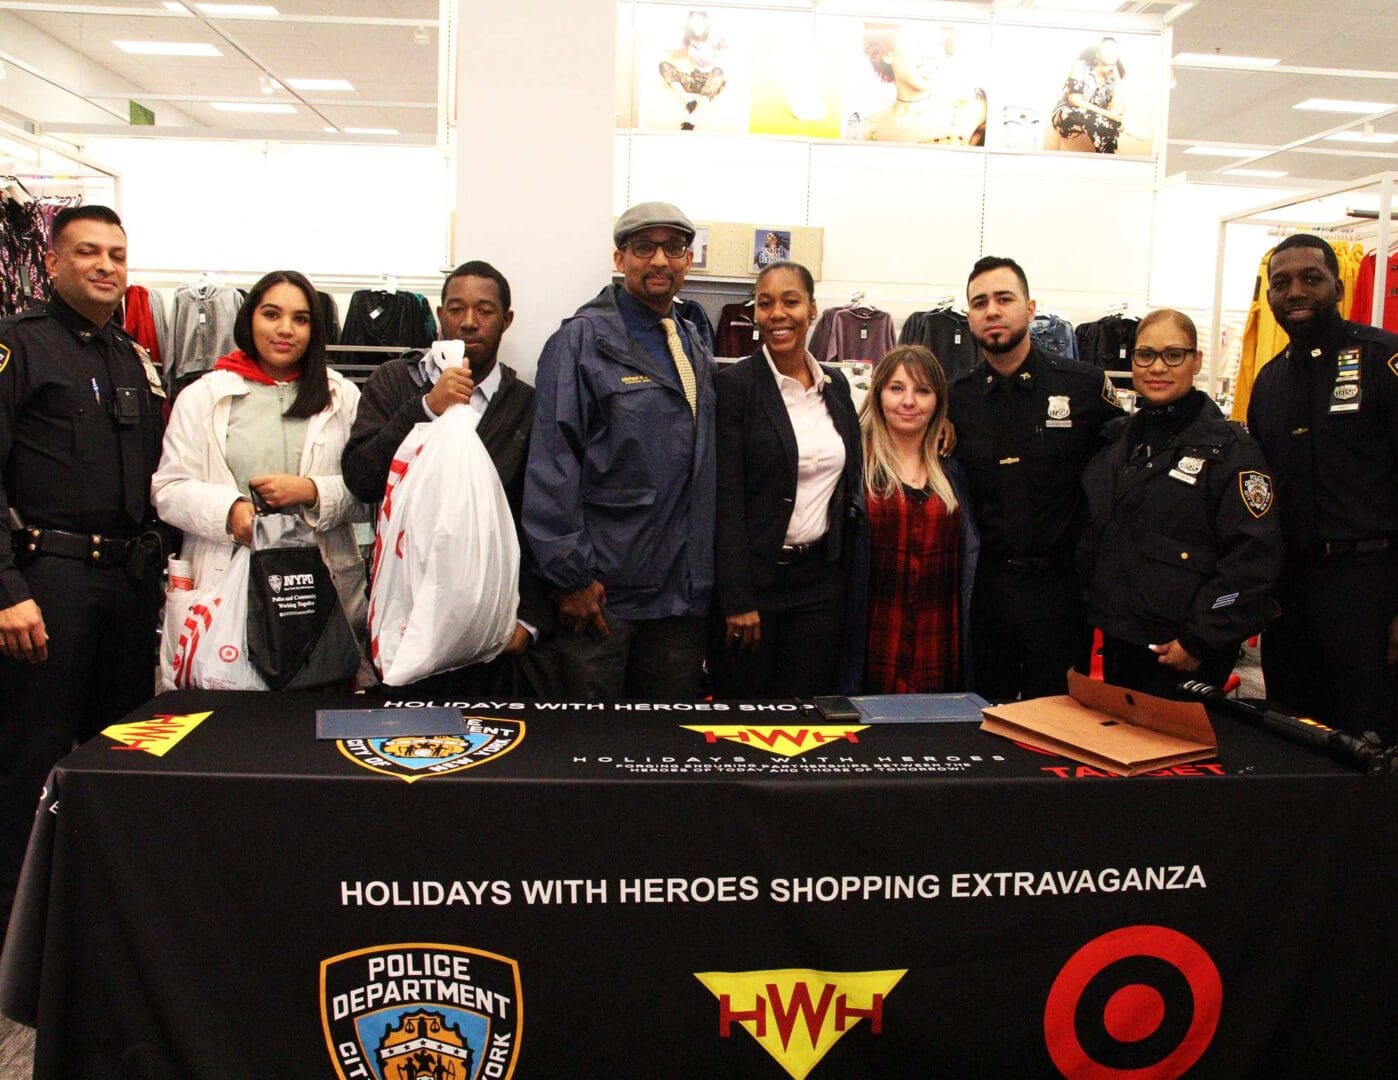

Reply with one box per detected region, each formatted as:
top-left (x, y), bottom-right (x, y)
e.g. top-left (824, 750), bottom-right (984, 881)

top-left (694, 968), bottom-right (906, 1078)
top-left (102, 711), bottom-right (212, 757)
top-left (680, 725), bottom-right (868, 758)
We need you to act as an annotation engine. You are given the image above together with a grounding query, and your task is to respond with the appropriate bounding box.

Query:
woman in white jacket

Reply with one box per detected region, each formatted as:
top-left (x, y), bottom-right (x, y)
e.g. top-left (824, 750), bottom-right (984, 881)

top-left (152, 270), bottom-right (372, 683)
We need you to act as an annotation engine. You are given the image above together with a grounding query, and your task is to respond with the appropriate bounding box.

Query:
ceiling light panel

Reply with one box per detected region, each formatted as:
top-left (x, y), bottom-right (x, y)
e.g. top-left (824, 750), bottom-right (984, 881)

top-left (1173, 53), bottom-right (1279, 68)
top-left (113, 40), bottom-right (222, 56)
top-left (285, 78), bottom-right (355, 91)
top-left (195, 4), bottom-right (280, 16)
top-left (1293, 98), bottom-right (1396, 115)
top-left (1183, 146), bottom-right (1258, 158)
top-left (211, 101), bottom-right (296, 113)
top-left (1323, 131), bottom-right (1398, 144)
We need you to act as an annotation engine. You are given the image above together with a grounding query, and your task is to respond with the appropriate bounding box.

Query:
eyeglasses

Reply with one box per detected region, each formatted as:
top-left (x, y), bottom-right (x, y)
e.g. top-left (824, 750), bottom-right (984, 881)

top-left (1131, 346), bottom-right (1195, 368)
top-left (624, 238), bottom-right (691, 259)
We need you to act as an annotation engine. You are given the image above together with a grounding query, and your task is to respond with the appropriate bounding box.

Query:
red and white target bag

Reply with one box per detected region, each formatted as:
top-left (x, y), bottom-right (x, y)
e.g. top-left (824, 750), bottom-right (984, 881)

top-left (368, 401), bottom-right (520, 686)
top-left (163, 545), bottom-right (268, 690)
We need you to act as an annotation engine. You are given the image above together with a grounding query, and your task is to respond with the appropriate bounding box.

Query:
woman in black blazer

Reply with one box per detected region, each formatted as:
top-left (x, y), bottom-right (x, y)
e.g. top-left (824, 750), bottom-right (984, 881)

top-left (712, 261), bottom-right (863, 697)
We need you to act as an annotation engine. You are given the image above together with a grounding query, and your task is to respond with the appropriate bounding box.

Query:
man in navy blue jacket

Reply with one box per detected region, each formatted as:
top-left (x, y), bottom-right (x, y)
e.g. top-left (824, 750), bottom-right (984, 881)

top-left (524, 202), bottom-right (716, 699)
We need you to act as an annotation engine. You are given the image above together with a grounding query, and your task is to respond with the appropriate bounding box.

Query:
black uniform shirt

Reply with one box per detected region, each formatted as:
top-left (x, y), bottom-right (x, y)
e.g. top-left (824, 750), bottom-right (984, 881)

top-left (0, 293), bottom-right (164, 607)
top-left (950, 346), bottom-right (1125, 559)
top-left (1246, 318), bottom-right (1398, 556)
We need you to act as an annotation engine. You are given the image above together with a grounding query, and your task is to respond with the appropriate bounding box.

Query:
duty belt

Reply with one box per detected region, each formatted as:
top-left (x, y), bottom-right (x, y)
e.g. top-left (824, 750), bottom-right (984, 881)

top-left (987, 551), bottom-right (1073, 572)
top-left (1314, 537), bottom-right (1391, 558)
top-left (14, 527), bottom-right (140, 567)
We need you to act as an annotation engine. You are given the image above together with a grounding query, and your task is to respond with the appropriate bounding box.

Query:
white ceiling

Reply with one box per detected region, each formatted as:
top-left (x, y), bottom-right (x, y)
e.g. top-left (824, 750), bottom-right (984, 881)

top-left (1162, 0), bottom-right (1398, 182)
top-left (2, 0), bottom-right (441, 138)
top-left (2, 0), bottom-right (1396, 180)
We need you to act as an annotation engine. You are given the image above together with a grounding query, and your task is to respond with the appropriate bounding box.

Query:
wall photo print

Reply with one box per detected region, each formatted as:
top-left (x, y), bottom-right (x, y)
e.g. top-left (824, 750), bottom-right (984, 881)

top-left (753, 229), bottom-right (791, 270)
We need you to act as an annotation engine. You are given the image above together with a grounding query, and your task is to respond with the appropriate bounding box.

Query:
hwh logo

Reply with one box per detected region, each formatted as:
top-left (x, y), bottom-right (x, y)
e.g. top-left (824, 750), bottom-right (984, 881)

top-left (696, 969), bottom-right (905, 1078)
top-left (720, 981), bottom-right (885, 1045)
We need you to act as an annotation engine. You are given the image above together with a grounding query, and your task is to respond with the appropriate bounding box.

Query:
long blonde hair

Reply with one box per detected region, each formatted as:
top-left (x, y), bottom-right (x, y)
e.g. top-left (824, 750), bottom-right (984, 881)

top-left (860, 345), bottom-right (958, 512)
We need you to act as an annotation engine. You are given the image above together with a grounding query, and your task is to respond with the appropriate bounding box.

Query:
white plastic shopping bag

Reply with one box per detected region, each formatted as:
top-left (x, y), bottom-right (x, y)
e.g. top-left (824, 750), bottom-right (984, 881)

top-left (368, 399), bottom-right (520, 686)
top-left (165, 544), bottom-right (269, 691)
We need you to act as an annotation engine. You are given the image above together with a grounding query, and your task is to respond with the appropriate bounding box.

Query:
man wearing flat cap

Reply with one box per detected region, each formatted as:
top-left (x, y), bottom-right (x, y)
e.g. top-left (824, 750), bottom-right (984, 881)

top-left (524, 201), bottom-right (716, 699)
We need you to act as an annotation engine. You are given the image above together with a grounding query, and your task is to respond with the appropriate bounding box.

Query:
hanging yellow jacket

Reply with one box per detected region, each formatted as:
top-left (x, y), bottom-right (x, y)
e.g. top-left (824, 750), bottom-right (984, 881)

top-left (1231, 249), bottom-right (1287, 420)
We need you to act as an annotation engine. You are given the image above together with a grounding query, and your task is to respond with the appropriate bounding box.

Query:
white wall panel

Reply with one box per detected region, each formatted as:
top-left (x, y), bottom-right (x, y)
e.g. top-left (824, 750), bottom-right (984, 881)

top-left (82, 137), bottom-right (448, 276)
top-left (982, 154), bottom-right (1155, 306)
top-left (809, 143), bottom-right (984, 292)
top-left (623, 133), bottom-right (810, 225)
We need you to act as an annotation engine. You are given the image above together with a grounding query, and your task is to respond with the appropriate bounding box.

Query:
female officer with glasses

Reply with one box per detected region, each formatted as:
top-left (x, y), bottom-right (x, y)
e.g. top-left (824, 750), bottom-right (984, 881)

top-left (1077, 309), bottom-right (1282, 698)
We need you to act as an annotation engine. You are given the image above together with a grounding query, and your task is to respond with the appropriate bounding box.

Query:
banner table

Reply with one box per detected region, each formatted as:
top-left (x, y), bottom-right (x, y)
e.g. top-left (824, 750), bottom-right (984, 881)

top-left (2, 690), bottom-right (1394, 1078)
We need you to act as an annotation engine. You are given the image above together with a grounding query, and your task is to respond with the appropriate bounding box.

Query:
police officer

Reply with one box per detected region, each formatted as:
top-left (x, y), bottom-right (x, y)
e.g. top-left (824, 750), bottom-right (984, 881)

top-left (950, 256), bottom-right (1124, 702)
top-left (1079, 309), bottom-right (1281, 699)
top-left (0, 205), bottom-right (166, 939)
top-left (1246, 233), bottom-right (1398, 741)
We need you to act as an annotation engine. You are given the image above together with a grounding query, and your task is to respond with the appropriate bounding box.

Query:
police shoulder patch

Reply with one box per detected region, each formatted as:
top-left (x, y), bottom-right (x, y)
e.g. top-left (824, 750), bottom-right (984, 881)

top-left (1101, 374), bottom-right (1119, 407)
top-left (1388, 352), bottom-right (1398, 379)
top-left (1239, 470), bottom-right (1273, 518)
top-left (0, 342), bottom-right (9, 376)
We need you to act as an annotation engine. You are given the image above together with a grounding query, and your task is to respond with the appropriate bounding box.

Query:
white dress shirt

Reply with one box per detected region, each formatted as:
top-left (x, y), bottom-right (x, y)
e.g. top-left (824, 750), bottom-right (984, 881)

top-left (764, 347), bottom-right (846, 546)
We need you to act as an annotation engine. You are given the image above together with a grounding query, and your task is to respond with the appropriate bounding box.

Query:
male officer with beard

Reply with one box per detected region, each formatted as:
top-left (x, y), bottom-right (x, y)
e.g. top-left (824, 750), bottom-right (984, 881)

top-left (1247, 233), bottom-right (1398, 741)
top-left (949, 256), bottom-right (1124, 702)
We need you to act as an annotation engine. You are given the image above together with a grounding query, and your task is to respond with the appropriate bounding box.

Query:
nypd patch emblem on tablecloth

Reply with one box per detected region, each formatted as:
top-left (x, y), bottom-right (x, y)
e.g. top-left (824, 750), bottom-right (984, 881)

top-left (1239, 471), bottom-right (1273, 518)
top-left (336, 716), bottom-right (525, 782)
top-left (321, 943), bottom-right (522, 1079)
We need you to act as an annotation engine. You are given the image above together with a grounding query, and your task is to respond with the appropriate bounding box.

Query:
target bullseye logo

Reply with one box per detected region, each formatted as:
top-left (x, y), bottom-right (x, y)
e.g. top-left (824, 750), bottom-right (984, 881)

top-left (218, 644), bottom-right (239, 663)
top-left (1044, 925), bottom-right (1221, 1079)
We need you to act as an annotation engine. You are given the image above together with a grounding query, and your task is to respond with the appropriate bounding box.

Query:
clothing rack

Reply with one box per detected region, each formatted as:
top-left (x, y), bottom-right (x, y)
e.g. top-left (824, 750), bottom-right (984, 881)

top-left (1208, 170), bottom-right (1396, 398)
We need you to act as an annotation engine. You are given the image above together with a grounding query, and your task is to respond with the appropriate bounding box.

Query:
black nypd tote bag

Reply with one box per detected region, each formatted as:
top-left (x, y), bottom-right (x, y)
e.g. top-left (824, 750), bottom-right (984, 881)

top-left (246, 509), bottom-right (359, 690)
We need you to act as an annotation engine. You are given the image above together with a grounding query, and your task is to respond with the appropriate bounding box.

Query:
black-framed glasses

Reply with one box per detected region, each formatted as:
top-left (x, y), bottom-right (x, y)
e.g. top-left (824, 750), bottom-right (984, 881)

top-left (1131, 346), bottom-right (1195, 368)
top-left (625, 238), bottom-right (690, 259)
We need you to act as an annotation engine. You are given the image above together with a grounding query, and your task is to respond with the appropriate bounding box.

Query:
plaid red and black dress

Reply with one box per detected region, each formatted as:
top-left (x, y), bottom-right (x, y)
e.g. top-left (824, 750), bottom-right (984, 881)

top-left (865, 485), bottom-right (961, 693)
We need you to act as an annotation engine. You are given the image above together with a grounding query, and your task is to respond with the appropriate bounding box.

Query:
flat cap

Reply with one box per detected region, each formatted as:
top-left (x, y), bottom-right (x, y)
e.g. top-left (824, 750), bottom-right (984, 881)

top-left (613, 201), bottom-right (695, 247)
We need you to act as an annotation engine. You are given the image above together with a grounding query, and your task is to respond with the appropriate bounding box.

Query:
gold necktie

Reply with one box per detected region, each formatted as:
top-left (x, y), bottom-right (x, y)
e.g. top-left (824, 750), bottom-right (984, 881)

top-left (659, 316), bottom-right (698, 420)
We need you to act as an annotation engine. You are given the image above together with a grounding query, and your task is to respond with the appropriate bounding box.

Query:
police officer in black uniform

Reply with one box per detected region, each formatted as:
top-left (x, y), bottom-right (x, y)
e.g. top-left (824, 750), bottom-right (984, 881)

top-left (1079, 309), bottom-right (1281, 699)
top-left (0, 205), bottom-right (166, 939)
top-left (1246, 233), bottom-right (1398, 741)
top-left (950, 256), bottom-right (1125, 702)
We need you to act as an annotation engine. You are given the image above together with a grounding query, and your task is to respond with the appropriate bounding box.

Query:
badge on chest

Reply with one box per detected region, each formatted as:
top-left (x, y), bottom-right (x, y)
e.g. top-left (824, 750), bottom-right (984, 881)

top-left (1330, 347), bottom-right (1362, 414)
top-left (1168, 455), bottom-right (1206, 486)
top-left (1045, 394), bottom-right (1072, 428)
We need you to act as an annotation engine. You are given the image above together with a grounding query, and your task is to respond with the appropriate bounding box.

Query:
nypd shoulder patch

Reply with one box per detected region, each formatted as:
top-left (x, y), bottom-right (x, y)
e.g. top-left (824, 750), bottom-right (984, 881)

top-left (1101, 374), bottom-right (1119, 407)
top-left (1239, 470), bottom-right (1273, 518)
top-left (0, 342), bottom-right (10, 376)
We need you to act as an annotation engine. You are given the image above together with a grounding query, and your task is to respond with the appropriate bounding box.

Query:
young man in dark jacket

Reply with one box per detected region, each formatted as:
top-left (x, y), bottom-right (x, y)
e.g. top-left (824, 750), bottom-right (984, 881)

top-left (342, 260), bottom-right (553, 695)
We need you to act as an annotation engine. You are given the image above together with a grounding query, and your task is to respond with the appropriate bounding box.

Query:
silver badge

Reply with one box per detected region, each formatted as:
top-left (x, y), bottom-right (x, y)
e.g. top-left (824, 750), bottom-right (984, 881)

top-left (1176, 456), bottom-right (1205, 476)
top-left (1047, 395), bottom-right (1070, 420)
top-left (1334, 383), bottom-right (1359, 401)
